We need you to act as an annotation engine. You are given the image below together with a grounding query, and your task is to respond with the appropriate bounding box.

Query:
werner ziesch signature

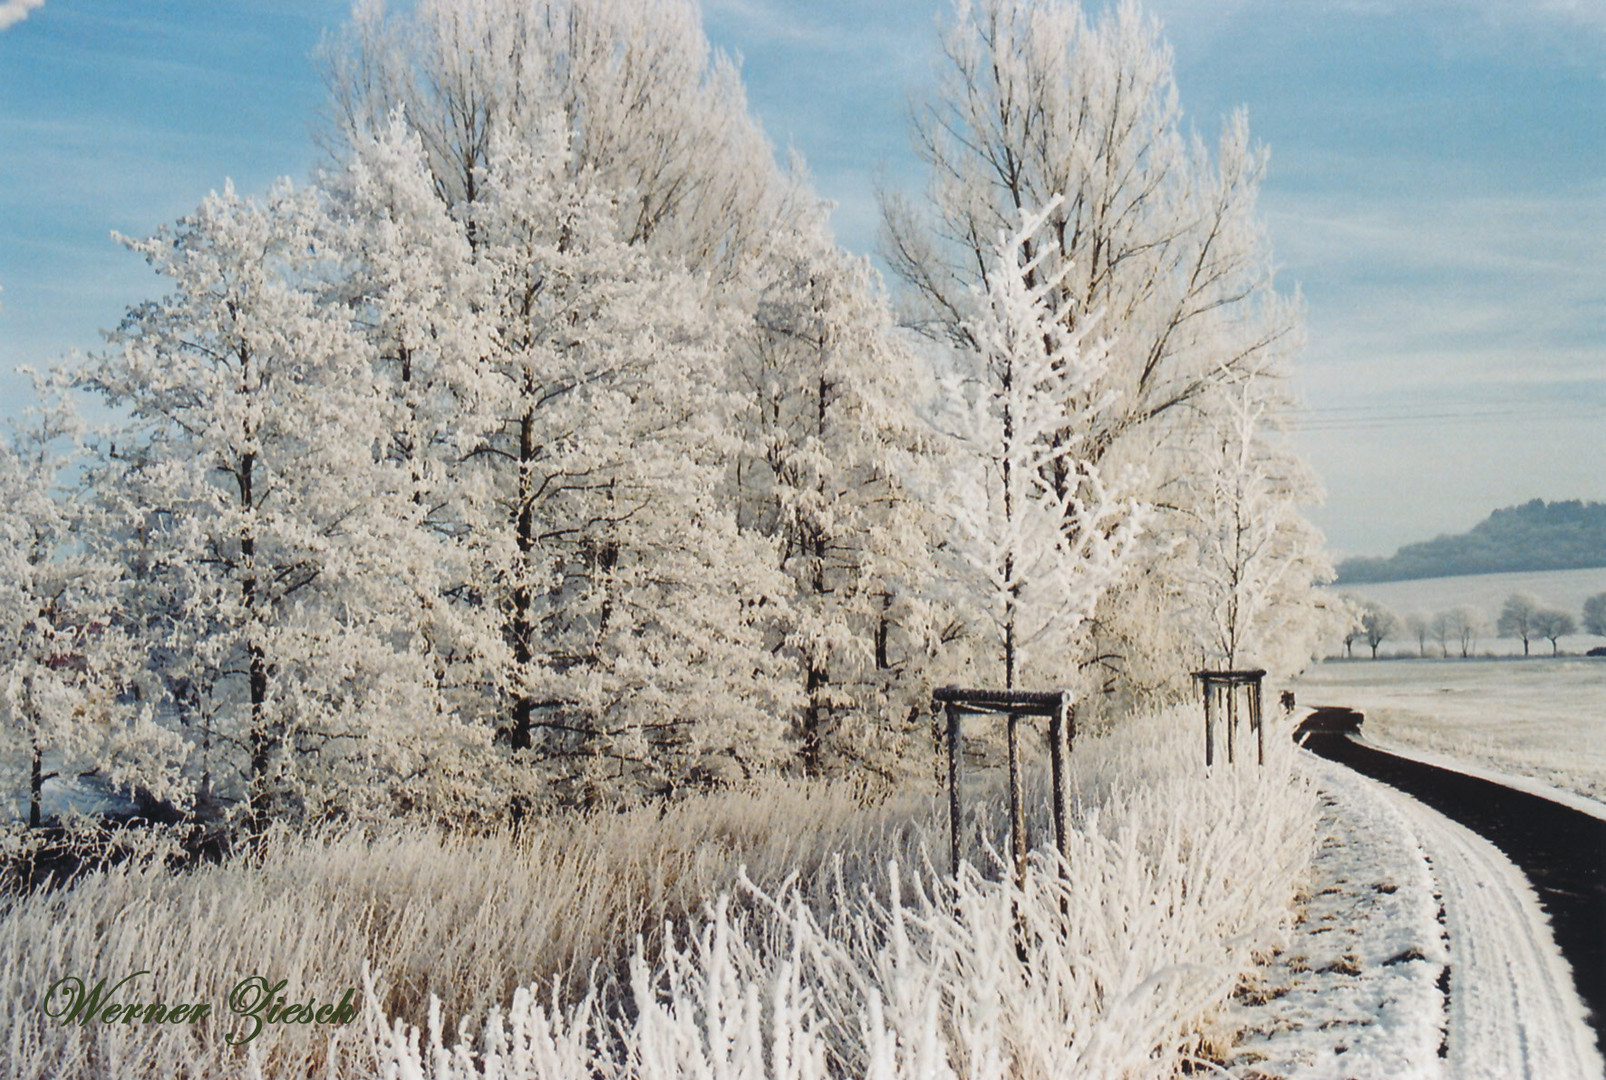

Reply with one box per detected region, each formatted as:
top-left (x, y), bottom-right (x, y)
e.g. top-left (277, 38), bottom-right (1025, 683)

top-left (43, 972), bottom-right (358, 1045)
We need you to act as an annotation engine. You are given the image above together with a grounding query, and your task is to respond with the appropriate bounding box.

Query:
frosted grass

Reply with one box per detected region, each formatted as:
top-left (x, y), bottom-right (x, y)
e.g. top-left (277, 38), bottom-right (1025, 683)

top-left (369, 708), bottom-right (1318, 1079)
top-left (0, 706), bottom-right (1318, 1078)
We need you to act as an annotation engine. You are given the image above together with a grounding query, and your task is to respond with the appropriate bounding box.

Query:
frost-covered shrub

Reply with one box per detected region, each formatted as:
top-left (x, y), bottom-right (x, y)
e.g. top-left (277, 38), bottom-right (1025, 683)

top-left (368, 707), bottom-right (1317, 1080)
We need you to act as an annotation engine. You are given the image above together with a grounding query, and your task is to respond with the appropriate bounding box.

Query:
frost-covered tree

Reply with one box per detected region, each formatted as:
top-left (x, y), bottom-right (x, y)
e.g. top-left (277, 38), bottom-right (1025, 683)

top-left (1585, 593), bottom-right (1606, 638)
top-left (1428, 610), bottom-right (1451, 659)
top-left (1532, 610), bottom-right (1576, 656)
top-left (1174, 376), bottom-right (1330, 676)
top-left (1360, 602), bottom-right (1398, 660)
top-left (935, 198), bottom-right (1145, 692)
top-left (0, 407), bottom-right (92, 828)
top-left (883, 0), bottom-right (1311, 703)
top-left (1405, 611), bottom-right (1431, 658)
top-left (1496, 591), bottom-right (1540, 657)
top-left (72, 182), bottom-right (482, 828)
top-left (318, 114), bottom-right (518, 820)
top-left (730, 216), bottom-right (942, 778)
top-left (321, 0), bottom-right (800, 280)
top-left (1440, 606), bottom-right (1485, 659)
top-left (320, 0), bottom-right (823, 798)
top-left (0, 395), bottom-right (185, 827)
top-left (432, 130), bottom-right (799, 803)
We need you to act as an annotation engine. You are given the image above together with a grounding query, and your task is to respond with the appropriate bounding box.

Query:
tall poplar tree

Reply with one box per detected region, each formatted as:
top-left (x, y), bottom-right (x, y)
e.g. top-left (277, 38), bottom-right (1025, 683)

top-left (884, 0), bottom-right (1319, 701)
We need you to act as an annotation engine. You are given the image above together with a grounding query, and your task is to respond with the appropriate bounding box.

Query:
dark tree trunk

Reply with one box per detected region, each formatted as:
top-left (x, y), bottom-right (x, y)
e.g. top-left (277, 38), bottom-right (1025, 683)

top-left (239, 442), bottom-right (276, 829)
top-left (510, 405), bottom-right (537, 752)
top-left (29, 743), bottom-right (43, 830)
top-left (800, 369), bottom-right (834, 776)
top-left (802, 660), bottom-right (825, 775)
top-left (875, 592), bottom-right (891, 670)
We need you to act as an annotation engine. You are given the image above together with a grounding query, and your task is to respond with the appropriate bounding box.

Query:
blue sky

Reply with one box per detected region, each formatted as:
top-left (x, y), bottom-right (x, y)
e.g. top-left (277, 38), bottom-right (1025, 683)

top-left (1, 0), bottom-right (1602, 558)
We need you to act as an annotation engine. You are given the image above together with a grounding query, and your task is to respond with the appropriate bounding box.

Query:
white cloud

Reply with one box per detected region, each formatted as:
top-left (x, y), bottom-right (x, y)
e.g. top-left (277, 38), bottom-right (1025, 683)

top-left (1342, 0), bottom-right (1606, 39)
top-left (0, 0), bottom-right (43, 32)
top-left (1480, 0), bottom-right (1606, 31)
top-left (703, 0), bottom-right (824, 44)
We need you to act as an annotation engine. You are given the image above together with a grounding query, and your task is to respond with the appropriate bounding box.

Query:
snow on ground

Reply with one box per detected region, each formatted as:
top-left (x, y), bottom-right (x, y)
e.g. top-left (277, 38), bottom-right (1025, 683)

top-left (1325, 567), bottom-right (1606, 658)
top-left (1225, 754), bottom-right (1449, 1079)
top-left (0, 771), bottom-right (139, 824)
top-left (1294, 658), bottom-right (1606, 805)
top-left (1225, 752), bottom-right (1602, 1080)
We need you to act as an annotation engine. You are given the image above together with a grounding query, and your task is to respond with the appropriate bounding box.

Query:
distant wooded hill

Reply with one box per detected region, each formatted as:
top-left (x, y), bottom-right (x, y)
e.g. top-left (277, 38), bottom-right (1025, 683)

top-left (1335, 499), bottom-right (1606, 584)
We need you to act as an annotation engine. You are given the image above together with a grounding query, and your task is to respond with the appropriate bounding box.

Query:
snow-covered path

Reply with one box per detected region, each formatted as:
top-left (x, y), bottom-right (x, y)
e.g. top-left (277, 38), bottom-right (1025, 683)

top-left (1401, 771), bottom-right (1603, 1080)
top-left (1228, 753), bottom-right (1602, 1079)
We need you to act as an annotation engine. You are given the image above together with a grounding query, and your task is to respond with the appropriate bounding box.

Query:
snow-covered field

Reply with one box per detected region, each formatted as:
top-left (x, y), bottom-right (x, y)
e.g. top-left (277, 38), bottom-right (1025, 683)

top-left (1294, 658), bottom-right (1606, 805)
top-left (1327, 567), bottom-right (1606, 657)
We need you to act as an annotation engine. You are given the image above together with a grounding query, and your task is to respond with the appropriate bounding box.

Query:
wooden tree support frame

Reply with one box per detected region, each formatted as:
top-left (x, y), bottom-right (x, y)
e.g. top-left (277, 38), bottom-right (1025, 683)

top-left (1191, 669), bottom-right (1267, 767)
top-left (934, 686), bottom-right (1074, 885)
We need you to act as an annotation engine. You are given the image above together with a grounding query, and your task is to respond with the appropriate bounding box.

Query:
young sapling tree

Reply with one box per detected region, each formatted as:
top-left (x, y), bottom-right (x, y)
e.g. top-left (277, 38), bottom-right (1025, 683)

top-left (936, 197), bottom-right (1145, 871)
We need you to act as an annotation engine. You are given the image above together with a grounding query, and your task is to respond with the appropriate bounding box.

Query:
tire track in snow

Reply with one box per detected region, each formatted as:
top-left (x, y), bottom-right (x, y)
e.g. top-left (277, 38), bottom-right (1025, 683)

top-left (1304, 734), bottom-right (1605, 1078)
top-left (1402, 790), bottom-right (1599, 1078)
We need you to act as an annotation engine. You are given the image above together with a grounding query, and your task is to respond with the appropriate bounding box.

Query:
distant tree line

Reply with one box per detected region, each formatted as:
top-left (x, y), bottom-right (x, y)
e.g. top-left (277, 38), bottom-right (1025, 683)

top-left (1335, 499), bottom-right (1606, 584)
top-left (1337, 590), bottom-right (1606, 658)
